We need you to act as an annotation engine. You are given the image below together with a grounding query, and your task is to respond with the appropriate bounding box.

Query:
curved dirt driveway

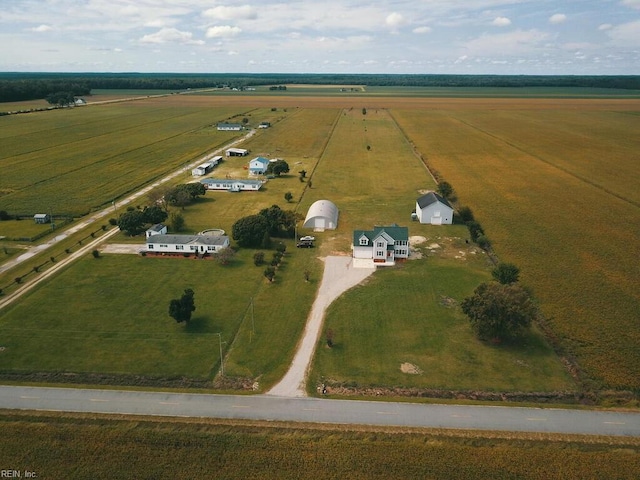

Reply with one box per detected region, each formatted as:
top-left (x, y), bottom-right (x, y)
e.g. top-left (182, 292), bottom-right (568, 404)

top-left (267, 256), bottom-right (375, 397)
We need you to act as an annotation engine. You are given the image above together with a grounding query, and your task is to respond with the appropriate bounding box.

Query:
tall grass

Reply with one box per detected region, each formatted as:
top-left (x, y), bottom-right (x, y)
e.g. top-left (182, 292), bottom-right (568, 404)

top-left (0, 414), bottom-right (638, 480)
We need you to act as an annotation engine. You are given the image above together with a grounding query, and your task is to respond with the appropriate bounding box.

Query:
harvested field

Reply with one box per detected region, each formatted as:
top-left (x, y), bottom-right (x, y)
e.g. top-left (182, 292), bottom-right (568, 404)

top-left (392, 105), bottom-right (640, 390)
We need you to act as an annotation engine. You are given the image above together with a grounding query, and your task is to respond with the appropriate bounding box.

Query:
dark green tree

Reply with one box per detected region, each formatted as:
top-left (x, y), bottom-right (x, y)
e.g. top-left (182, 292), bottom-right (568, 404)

top-left (259, 205), bottom-right (299, 238)
top-left (284, 192), bottom-right (293, 203)
top-left (165, 183), bottom-right (205, 208)
top-left (142, 205), bottom-right (168, 224)
top-left (437, 181), bottom-right (454, 199)
top-left (266, 159), bottom-right (290, 176)
top-left (264, 266), bottom-right (276, 282)
top-left (117, 209), bottom-right (146, 236)
top-left (466, 221), bottom-right (484, 242)
top-left (169, 288), bottom-right (196, 324)
top-left (457, 206), bottom-right (474, 223)
top-left (214, 247), bottom-right (235, 265)
top-left (170, 212), bottom-right (185, 232)
top-left (232, 215), bottom-right (270, 248)
top-left (476, 235), bottom-right (491, 250)
top-left (492, 263), bottom-right (520, 284)
top-left (261, 230), bottom-right (272, 249)
top-left (183, 182), bottom-right (206, 199)
top-left (461, 283), bottom-right (537, 342)
top-left (45, 91), bottom-right (75, 107)
top-left (253, 251), bottom-right (265, 266)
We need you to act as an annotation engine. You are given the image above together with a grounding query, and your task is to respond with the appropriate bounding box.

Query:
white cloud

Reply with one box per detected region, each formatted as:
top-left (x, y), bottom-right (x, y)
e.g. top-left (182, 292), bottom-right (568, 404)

top-left (598, 23), bottom-right (613, 31)
top-left (140, 28), bottom-right (203, 45)
top-left (607, 19), bottom-right (640, 46)
top-left (206, 26), bottom-right (242, 38)
top-left (413, 26), bottom-right (432, 34)
top-left (549, 14), bottom-right (567, 25)
top-left (203, 5), bottom-right (257, 21)
top-left (492, 17), bottom-right (511, 27)
top-left (463, 29), bottom-right (549, 57)
top-left (385, 12), bottom-right (406, 28)
top-left (31, 24), bottom-right (53, 33)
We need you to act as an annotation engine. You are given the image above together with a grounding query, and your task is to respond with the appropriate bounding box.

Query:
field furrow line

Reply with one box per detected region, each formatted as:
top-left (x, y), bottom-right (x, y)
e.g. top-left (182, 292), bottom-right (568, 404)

top-left (453, 116), bottom-right (640, 209)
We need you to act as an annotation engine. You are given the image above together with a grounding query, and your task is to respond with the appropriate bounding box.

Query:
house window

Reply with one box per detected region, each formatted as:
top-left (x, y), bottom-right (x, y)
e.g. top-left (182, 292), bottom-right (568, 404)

top-left (208, 246), bottom-right (215, 251)
top-left (377, 241), bottom-right (384, 247)
top-left (376, 251), bottom-right (384, 257)
top-left (359, 238), bottom-right (368, 246)
top-left (148, 244), bottom-right (154, 250)
top-left (176, 245), bottom-right (184, 251)
top-left (160, 244), bottom-right (168, 248)
top-left (190, 246), bottom-right (196, 251)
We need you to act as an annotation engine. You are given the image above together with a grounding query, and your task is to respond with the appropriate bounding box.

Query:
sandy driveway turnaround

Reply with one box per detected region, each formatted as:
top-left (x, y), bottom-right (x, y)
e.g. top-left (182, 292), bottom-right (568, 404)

top-left (267, 256), bottom-right (375, 397)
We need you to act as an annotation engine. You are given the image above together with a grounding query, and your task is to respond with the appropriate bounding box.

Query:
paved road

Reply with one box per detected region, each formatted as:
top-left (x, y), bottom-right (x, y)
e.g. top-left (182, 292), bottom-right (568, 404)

top-left (1, 386), bottom-right (638, 437)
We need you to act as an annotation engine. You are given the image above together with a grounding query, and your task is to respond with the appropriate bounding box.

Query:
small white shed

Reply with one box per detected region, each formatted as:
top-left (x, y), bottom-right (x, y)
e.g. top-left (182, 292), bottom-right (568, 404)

top-left (146, 224), bottom-right (168, 238)
top-left (415, 192), bottom-right (454, 225)
top-left (303, 200), bottom-right (339, 231)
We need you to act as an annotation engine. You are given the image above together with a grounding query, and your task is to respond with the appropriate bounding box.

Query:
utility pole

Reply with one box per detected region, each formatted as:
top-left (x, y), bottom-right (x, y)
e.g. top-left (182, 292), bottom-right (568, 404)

top-left (215, 333), bottom-right (224, 376)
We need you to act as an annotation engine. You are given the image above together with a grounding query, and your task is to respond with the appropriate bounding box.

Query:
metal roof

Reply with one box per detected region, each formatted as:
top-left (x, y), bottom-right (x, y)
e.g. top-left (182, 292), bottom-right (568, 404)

top-left (147, 234), bottom-right (229, 246)
top-left (416, 191), bottom-right (453, 210)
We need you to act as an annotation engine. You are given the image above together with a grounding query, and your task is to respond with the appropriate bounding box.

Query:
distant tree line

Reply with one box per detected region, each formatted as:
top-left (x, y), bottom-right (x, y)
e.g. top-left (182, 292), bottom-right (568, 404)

top-left (0, 79), bottom-right (90, 103)
top-left (2, 73), bottom-right (639, 103)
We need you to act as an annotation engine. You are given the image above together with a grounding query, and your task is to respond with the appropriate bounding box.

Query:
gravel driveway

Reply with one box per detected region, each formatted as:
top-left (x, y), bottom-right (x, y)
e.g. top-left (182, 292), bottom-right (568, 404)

top-left (267, 255), bottom-right (375, 397)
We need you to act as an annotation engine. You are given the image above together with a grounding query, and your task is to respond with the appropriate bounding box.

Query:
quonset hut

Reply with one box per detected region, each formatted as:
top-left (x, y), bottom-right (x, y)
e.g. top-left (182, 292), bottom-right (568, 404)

top-left (303, 200), bottom-right (339, 231)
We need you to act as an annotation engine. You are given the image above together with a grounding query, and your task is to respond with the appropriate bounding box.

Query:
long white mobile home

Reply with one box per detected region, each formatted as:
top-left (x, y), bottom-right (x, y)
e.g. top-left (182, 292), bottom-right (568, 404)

top-left (201, 178), bottom-right (263, 192)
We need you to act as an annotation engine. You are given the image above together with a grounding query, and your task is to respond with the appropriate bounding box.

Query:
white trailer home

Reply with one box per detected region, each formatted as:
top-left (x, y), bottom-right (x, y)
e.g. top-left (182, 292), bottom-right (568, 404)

top-left (200, 178), bottom-right (263, 192)
top-left (145, 233), bottom-right (229, 255)
top-left (191, 161), bottom-right (215, 176)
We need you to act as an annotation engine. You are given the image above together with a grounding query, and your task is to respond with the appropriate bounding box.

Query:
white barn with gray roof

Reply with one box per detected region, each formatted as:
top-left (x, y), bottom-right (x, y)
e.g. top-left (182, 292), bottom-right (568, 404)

top-left (415, 191), bottom-right (454, 225)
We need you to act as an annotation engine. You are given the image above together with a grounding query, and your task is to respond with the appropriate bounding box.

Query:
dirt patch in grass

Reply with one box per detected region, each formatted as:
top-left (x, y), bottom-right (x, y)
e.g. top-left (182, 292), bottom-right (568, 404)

top-left (400, 363), bottom-right (423, 375)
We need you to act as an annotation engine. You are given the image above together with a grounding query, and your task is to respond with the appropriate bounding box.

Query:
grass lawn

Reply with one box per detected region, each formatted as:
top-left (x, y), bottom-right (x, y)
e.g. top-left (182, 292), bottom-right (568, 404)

top-left (0, 219), bottom-right (55, 240)
top-left (0, 253), bottom-right (265, 378)
top-left (312, 250), bottom-right (573, 392)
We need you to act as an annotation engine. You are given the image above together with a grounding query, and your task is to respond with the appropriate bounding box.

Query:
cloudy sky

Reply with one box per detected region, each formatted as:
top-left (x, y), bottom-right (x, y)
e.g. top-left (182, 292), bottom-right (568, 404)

top-left (1, 0), bottom-right (639, 74)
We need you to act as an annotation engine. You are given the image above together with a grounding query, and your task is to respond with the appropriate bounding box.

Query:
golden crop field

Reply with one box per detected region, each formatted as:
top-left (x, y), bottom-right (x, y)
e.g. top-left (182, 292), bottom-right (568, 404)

top-left (391, 102), bottom-right (640, 390)
top-left (1, 414), bottom-right (639, 480)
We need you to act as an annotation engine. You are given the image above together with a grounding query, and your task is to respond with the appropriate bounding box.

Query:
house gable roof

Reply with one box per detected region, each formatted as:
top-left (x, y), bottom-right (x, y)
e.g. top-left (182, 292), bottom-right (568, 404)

top-left (201, 178), bottom-right (263, 187)
top-left (147, 223), bottom-right (166, 233)
top-left (249, 156), bottom-right (269, 167)
top-left (416, 191), bottom-right (453, 210)
top-left (353, 224), bottom-right (408, 245)
top-left (147, 234), bottom-right (228, 246)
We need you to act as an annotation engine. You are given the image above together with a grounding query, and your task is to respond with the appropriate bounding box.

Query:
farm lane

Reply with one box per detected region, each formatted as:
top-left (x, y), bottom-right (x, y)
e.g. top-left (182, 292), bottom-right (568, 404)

top-left (1, 385), bottom-right (639, 437)
top-left (267, 256), bottom-right (375, 397)
top-left (0, 129), bottom-right (257, 279)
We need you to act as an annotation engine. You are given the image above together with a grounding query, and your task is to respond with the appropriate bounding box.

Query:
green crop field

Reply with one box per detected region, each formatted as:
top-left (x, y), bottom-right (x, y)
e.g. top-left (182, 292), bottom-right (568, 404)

top-left (0, 97), bottom-right (279, 217)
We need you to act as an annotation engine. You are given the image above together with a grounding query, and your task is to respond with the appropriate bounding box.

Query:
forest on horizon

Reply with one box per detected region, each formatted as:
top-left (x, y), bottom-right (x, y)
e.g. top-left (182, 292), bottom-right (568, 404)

top-left (1, 72), bottom-right (639, 103)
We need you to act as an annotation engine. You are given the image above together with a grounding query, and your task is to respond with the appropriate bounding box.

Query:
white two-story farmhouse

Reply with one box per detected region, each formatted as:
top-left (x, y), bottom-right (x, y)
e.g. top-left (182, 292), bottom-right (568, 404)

top-left (352, 225), bottom-right (409, 267)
